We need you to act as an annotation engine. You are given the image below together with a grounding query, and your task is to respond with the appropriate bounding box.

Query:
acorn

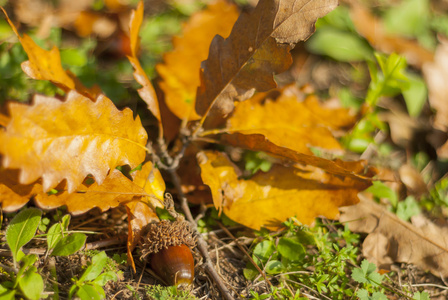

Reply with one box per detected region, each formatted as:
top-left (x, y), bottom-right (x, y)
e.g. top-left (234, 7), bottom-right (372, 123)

top-left (140, 219), bottom-right (196, 286)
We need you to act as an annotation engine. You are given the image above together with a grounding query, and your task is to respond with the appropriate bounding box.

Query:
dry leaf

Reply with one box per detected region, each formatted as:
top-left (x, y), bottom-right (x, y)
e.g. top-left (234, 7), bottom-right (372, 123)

top-left (0, 91), bottom-right (148, 193)
top-left (156, 0), bottom-right (239, 121)
top-left (2, 7), bottom-right (100, 99)
top-left (127, 1), bottom-right (161, 130)
top-left (350, 3), bottom-right (433, 69)
top-left (34, 170), bottom-right (145, 213)
top-left (195, 0), bottom-right (338, 120)
top-left (198, 150), bottom-right (368, 230)
top-left (208, 86), bottom-right (357, 155)
top-left (340, 194), bottom-right (448, 277)
top-left (0, 168), bottom-right (42, 212)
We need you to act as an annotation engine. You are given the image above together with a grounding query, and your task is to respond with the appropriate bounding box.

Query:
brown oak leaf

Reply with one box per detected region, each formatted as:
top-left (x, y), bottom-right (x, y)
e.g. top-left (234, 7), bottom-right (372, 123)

top-left (195, 0), bottom-right (338, 120)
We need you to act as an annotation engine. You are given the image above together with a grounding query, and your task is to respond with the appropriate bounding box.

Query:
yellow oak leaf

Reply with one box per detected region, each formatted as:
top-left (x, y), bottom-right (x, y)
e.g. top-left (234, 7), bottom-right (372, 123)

top-left (127, 1), bottom-right (162, 131)
top-left (198, 150), bottom-right (370, 230)
top-left (0, 168), bottom-right (42, 212)
top-left (203, 86), bottom-right (356, 154)
top-left (1, 7), bottom-right (100, 99)
top-left (0, 91), bottom-right (148, 193)
top-left (156, 0), bottom-right (239, 121)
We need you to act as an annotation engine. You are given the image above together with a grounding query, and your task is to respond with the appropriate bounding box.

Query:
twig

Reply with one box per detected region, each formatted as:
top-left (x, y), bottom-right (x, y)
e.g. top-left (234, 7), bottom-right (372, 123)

top-left (168, 168), bottom-right (234, 300)
top-left (0, 261), bottom-right (18, 274)
top-left (215, 221), bottom-right (273, 289)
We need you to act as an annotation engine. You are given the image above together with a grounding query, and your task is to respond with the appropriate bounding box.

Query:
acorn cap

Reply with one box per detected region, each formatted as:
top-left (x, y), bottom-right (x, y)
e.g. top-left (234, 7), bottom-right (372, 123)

top-left (140, 219), bottom-right (196, 260)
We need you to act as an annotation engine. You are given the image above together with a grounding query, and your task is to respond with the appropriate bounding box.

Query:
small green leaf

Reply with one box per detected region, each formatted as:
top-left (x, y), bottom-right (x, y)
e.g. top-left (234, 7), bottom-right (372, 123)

top-left (0, 284), bottom-right (15, 300)
top-left (265, 260), bottom-right (284, 274)
top-left (6, 208), bottom-right (42, 264)
top-left (92, 271), bottom-right (118, 286)
top-left (47, 223), bottom-right (64, 251)
top-left (366, 181), bottom-right (398, 208)
top-left (352, 260), bottom-right (384, 287)
top-left (76, 284), bottom-right (104, 300)
top-left (277, 237), bottom-right (305, 262)
top-left (243, 266), bottom-right (258, 281)
top-left (51, 233), bottom-right (86, 256)
top-left (402, 74), bottom-right (427, 117)
top-left (18, 267), bottom-right (44, 300)
top-left (253, 240), bottom-right (275, 264)
top-left (413, 291), bottom-right (430, 300)
top-left (396, 196), bottom-right (420, 221)
top-left (307, 28), bottom-right (373, 62)
top-left (80, 251), bottom-right (108, 282)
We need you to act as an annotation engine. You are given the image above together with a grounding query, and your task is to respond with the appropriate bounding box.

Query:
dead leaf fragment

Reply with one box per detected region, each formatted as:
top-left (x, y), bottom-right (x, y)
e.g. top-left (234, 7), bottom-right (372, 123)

top-left (195, 0), bottom-right (338, 119)
top-left (0, 91), bottom-right (148, 193)
top-left (198, 150), bottom-right (368, 230)
top-left (340, 195), bottom-right (448, 277)
top-left (156, 0), bottom-right (239, 121)
top-left (127, 1), bottom-right (161, 131)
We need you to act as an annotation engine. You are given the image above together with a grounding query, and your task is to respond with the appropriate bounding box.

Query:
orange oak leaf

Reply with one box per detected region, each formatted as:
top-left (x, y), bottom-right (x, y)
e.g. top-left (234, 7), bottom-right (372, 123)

top-left (1, 7), bottom-right (100, 100)
top-left (156, 0), bottom-right (239, 121)
top-left (198, 150), bottom-right (368, 230)
top-left (202, 86), bottom-right (357, 155)
top-left (195, 0), bottom-right (337, 120)
top-left (0, 168), bottom-right (42, 212)
top-left (0, 91), bottom-right (148, 193)
top-left (34, 170), bottom-right (147, 213)
top-left (127, 1), bottom-right (162, 132)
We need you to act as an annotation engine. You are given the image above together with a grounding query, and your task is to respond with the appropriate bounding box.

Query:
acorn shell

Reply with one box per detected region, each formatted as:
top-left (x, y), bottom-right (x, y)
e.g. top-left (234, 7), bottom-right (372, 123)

top-left (150, 244), bottom-right (194, 286)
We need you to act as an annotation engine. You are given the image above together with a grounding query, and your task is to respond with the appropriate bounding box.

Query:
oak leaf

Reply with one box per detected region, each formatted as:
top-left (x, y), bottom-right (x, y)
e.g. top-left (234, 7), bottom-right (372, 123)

top-left (202, 87), bottom-right (373, 181)
top-left (198, 150), bottom-right (368, 230)
top-left (195, 0), bottom-right (338, 119)
top-left (340, 194), bottom-right (448, 277)
top-left (203, 86), bottom-right (357, 155)
top-left (0, 168), bottom-right (43, 212)
top-left (156, 0), bottom-right (239, 121)
top-left (127, 1), bottom-right (162, 131)
top-left (0, 91), bottom-right (148, 193)
top-left (1, 7), bottom-right (101, 99)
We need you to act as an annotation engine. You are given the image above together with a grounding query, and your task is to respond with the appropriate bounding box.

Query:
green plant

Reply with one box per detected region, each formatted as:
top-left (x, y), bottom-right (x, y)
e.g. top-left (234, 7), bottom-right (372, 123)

top-left (245, 219), bottom-right (360, 299)
top-left (144, 284), bottom-right (197, 300)
top-left (1, 208), bottom-right (43, 299)
top-left (68, 251), bottom-right (118, 300)
top-left (0, 208), bottom-right (88, 299)
top-left (352, 259), bottom-right (431, 300)
top-left (45, 214), bottom-right (86, 257)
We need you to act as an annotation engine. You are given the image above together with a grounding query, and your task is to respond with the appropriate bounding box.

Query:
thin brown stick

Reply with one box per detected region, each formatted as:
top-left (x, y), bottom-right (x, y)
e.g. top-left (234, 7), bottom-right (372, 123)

top-left (168, 169), bottom-right (234, 300)
top-left (215, 221), bottom-right (273, 289)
